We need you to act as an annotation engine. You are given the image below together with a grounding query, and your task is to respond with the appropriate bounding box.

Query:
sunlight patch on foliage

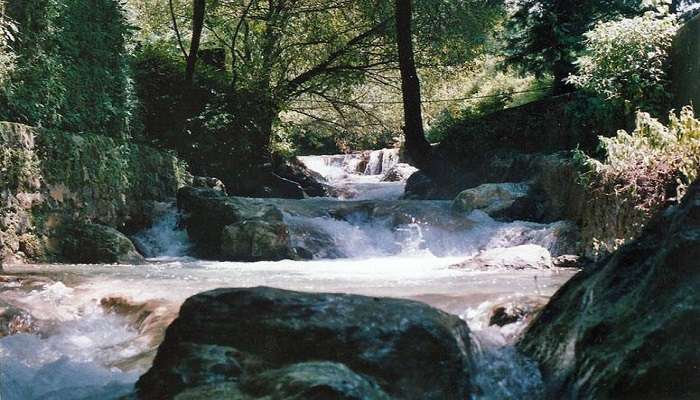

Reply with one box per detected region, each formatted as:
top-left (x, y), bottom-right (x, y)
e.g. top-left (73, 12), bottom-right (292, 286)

top-left (568, 9), bottom-right (679, 114)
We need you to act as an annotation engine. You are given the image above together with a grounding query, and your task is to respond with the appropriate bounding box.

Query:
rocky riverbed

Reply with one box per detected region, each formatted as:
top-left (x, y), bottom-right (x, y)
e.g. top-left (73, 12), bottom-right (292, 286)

top-left (5, 150), bottom-right (694, 399)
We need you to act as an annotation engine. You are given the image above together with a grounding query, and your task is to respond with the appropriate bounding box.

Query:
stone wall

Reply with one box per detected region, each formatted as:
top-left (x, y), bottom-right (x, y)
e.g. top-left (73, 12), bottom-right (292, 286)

top-left (672, 13), bottom-right (700, 109)
top-left (0, 122), bottom-right (191, 264)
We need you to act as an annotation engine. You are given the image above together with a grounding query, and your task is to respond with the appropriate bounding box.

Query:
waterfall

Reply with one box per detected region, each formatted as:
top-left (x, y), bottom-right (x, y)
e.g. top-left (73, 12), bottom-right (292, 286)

top-left (363, 148), bottom-right (400, 176)
top-left (299, 148), bottom-right (401, 179)
top-left (131, 203), bottom-right (191, 259)
top-left (298, 148), bottom-right (405, 200)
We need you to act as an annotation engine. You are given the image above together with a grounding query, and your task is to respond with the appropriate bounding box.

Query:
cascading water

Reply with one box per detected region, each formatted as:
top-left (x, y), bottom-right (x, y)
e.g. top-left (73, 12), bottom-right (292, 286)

top-left (0, 148), bottom-right (580, 399)
top-left (131, 202), bottom-right (191, 259)
top-left (298, 148), bottom-right (409, 200)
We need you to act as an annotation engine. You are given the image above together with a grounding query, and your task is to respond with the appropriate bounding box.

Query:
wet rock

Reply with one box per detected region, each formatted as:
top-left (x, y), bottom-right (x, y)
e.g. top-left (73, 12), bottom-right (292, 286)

top-left (519, 180), bottom-right (700, 399)
top-left (192, 176), bottom-right (227, 194)
top-left (174, 383), bottom-right (247, 400)
top-left (292, 246), bottom-right (314, 260)
top-left (275, 158), bottom-right (329, 197)
top-left (61, 222), bottom-right (144, 264)
top-left (452, 182), bottom-right (530, 216)
top-left (381, 163), bottom-right (418, 182)
top-left (221, 220), bottom-right (293, 261)
top-left (177, 187), bottom-right (295, 260)
top-left (137, 287), bottom-right (474, 400)
top-left (551, 254), bottom-right (586, 269)
top-left (488, 297), bottom-right (548, 328)
top-left (404, 170), bottom-right (447, 200)
top-left (241, 362), bottom-right (391, 400)
top-left (0, 300), bottom-right (34, 337)
top-left (453, 245), bottom-right (552, 270)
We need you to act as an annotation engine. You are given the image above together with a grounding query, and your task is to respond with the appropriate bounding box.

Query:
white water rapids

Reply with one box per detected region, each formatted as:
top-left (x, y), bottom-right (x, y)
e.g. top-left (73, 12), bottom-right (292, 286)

top-left (0, 149), bottom-right (577, 400)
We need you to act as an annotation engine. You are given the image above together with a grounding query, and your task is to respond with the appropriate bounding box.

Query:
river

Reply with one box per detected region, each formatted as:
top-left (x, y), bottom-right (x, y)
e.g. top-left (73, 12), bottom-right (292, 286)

top-left (0, 149), bottom-right (577, 399)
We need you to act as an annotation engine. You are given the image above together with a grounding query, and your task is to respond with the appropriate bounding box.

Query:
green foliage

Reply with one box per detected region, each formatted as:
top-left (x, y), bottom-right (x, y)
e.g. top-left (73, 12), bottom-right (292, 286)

top-left (0, 1), bottom-right (16, 84)
top-left (0, 0), bottom-right (136, 138)
top-left (36, 129), bottom-right (189, 207)
top-left (503, 0), bottom-right (643, 89)
top-left (425, 59), bottom-right (550, 143)
top-left (568, 10), bottom-right (679, 115)
top-left (129, 0), bottom-right (504, 163)
top-left (133, 43), bottom-right (226, 149)
top-left (576, 107), bottom-right (700, 217)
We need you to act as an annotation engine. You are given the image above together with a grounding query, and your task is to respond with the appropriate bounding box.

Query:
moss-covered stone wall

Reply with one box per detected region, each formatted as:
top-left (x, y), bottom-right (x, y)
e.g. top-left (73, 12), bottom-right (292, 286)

top-left (0, 122), bottom-right (190, 264)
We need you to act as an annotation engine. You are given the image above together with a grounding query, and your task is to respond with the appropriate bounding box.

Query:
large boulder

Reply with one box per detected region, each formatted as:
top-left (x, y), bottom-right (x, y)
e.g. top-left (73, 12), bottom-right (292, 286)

top-left (61, 222), bottom-right (144, 264)
top-left (241, 362), bottom-right (392, 400)
top-left (221, 220), bottom-right (293, 261)
top-left (136, 287), bottom-right (474, 400)
top-left (518, 180), bottom-right (700, 399)
top-left (275, 158), bottom-right (330, 197)
top-left (177, 187), bottom-right (295, 260)
top-left (452, 182), bottom-right (530, 216)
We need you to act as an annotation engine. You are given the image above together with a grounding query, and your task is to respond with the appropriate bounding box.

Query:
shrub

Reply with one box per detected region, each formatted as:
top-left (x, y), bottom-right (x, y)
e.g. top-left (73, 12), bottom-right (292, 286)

top-left (568, 9), bottom-right (679, 115)
top-left (574, 106), bottom-right (699, 257)
top-left (0, 0), bottom-right (136, 138)
top-left (0, 1), bottom-right (16, 84)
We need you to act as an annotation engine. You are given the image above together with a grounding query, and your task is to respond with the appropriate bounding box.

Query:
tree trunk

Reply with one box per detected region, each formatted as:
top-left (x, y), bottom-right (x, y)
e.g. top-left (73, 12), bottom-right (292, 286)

top-left (395, 0), bottom-right (432, 171)
top-left (551, 58), bottom-right (576, 95)
top-left (186, 0), bottom-right (206, 84)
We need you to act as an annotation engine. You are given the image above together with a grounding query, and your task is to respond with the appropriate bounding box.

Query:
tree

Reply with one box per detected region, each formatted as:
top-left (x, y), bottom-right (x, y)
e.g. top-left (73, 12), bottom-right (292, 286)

top-left (129, 0), bottom-right (503, 174)
top-left (503, 0), bottom-right (643, 94)
top-left (186, 0), bottom-right (205, 83)
top-left (395, 0), bottom-right (431, 169)
top-left (167, 0), bottom-right (205, 84)
top-left (201, 0), bottom-right (396, 165)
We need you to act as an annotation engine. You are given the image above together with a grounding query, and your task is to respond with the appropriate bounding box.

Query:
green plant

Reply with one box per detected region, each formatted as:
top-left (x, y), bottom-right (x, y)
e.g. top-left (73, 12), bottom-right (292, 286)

top-left (568, 7), bottom-right (679, 115)
top-left (0, 0), bottom-right (16, 84)
top-left (577, 107), bottom-right (700, 214)
top-left (503, 0), bottom-right (643, 93)
top-left (0, 0), bottom-right (136, 138)
top-left (425, 58), bottom-right (550, 143)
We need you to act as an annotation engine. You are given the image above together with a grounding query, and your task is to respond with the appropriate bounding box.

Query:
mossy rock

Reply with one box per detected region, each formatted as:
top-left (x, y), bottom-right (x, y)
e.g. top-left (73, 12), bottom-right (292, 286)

top-left (62, 222), bottom-right (144, 264)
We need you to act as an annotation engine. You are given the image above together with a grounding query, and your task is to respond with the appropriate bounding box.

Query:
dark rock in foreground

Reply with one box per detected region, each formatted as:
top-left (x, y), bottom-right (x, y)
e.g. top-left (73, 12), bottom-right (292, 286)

top-left (137, 287), bottom-right (474, 400)
top-left (518, 180), bottom-right (700, 399)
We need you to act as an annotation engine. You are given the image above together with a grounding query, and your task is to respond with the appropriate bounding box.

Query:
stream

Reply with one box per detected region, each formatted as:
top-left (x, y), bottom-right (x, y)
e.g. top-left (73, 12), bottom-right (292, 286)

top-left (0, 149), bottom-right (577, 400)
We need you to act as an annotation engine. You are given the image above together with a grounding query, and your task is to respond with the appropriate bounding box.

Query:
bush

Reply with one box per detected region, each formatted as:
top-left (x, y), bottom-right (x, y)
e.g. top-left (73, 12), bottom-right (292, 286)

top-left (0, 0), bottom-right (136, 138)
top-left (0, 2), bottom-right (16, 84)
top-left (576, 107), bottom-right (700, 253)
top-left (568, 9), bottom-right (679, 115)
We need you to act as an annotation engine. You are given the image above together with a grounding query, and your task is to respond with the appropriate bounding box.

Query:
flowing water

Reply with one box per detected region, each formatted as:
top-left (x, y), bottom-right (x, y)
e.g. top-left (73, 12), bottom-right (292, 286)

top-left (0, 149), bottom-right (577, 399)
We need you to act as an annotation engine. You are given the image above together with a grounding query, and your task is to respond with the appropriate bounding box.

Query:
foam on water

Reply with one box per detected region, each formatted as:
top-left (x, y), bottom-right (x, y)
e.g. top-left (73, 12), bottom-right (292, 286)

top-left (0, 285), bottom-right (146, 400)
top-left (284, 205), bottom-right (571, 259)
top-left (131, 202), bottom-right (191, 259)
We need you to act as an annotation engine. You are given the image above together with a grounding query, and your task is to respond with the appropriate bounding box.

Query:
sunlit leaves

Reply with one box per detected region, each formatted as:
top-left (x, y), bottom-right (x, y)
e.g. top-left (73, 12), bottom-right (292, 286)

top-left (567, 11), bottom-right (678, 114)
